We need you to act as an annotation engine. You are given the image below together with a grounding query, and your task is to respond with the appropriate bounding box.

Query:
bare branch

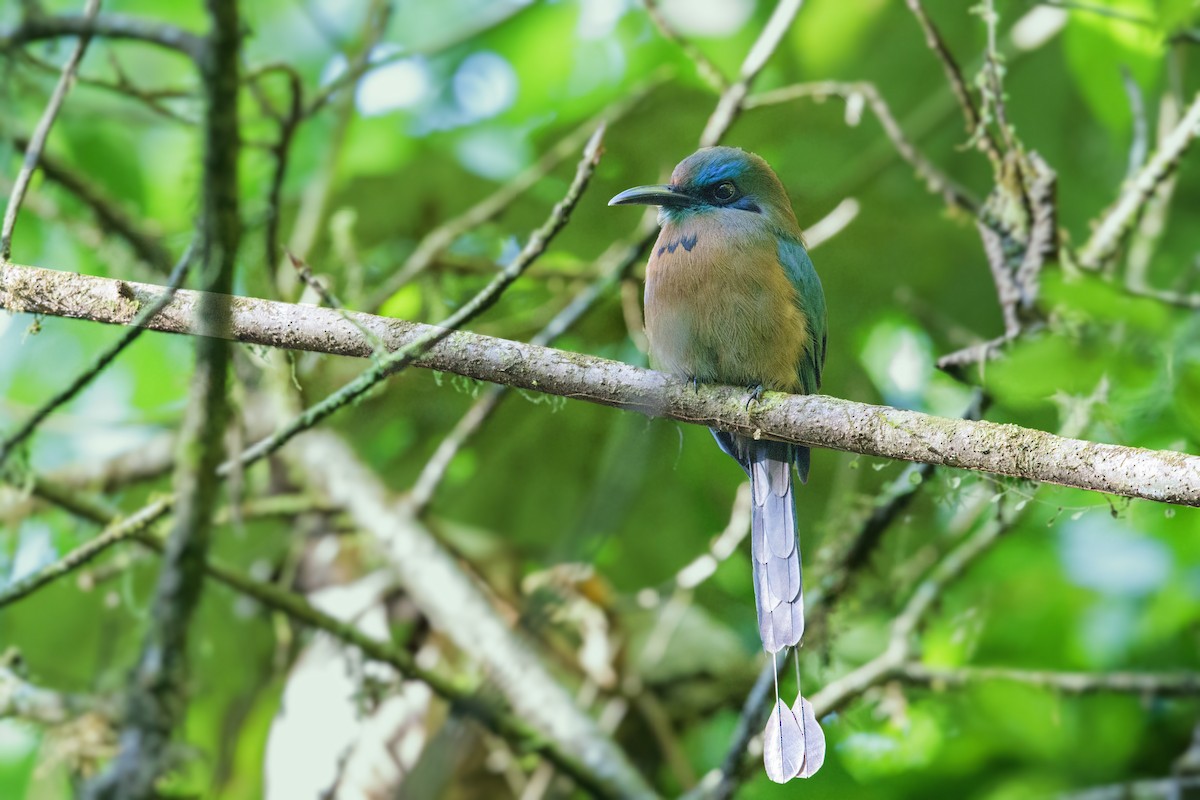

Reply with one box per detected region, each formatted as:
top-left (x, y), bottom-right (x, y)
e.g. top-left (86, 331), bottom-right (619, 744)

top-left (1, 0), bottom-right (101, 262)
top-left (11, 473), bottom-right (634, 799)
top-left (0, 10), bottom-right (204, 60)
top-left (699, 0), bottom-right (805, 147)
top-left (0, 242), bottom-right (194, 470)
top-left (289, 430), bottom-right (658, 800)
top-left (1079, 92), bottom-right (1200, 270)
top-left (4, 262), bottom-right (1199, 507)
top-left (642, 0), bottom-right (728, 91)
top-left (900, 663), bottom-right (1200, 697)
top-left (85, 0), bottom-right (241, 794)
top-left (367, 87), bottom-right (651, 310)
top-left (0, 488), bottom-right (168, 610)
top-left (0, 665), bottom-right (111, 724)
top-left (4, 133), bottom-right (175, 273)
top-left (903, 0), bottom-right (1002, 163)
top-left (1121, 66), bottom-right (1149, 181)
top-left (746, 81), bottom-right (979, 213)
top-left (809, 510), bottom-right (1011, 718)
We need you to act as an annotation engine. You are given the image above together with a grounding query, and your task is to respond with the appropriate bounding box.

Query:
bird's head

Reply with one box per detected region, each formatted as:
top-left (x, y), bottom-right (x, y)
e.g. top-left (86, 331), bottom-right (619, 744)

top-left (609, 146), bottom-right (797, 229)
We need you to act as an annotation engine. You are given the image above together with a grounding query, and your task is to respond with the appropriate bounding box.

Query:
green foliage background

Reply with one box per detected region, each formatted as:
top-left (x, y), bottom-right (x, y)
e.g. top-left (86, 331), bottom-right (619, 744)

top-left (1, 0), bottom-right (1199, 797)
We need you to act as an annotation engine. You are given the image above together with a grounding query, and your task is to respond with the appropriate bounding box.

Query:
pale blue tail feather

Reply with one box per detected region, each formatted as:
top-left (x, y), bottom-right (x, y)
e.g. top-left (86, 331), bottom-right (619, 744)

top-left (711, 431), bottom-right (806, 653)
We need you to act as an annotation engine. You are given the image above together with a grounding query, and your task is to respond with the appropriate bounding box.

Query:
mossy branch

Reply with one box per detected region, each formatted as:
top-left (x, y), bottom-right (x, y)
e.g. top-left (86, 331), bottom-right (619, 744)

top-left (3, 261), bottom-right (1198, 508)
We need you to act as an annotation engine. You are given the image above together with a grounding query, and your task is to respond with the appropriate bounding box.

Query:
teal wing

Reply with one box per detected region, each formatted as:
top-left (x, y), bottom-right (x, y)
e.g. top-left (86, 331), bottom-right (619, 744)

top-left (777, 238), bottom-right (827, 395)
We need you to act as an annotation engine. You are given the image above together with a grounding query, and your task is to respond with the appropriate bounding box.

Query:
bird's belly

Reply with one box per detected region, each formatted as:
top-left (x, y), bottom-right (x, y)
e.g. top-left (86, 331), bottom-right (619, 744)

top-left (645, 254), bottom-right (807, 391)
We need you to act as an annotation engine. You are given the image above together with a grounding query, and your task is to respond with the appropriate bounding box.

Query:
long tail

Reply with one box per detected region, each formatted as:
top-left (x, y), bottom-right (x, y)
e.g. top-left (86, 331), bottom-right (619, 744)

top-left (748, 443), bottom-right (804, 653)
top-left (714, 431), bottom-right (825, 781)
top-left (712, 432), bottom-right (806, 653)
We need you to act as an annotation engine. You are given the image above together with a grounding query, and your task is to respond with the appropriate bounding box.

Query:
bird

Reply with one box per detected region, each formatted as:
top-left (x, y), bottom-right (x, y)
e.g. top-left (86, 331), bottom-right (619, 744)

top-left (610, 146), bottom-right (827, 781)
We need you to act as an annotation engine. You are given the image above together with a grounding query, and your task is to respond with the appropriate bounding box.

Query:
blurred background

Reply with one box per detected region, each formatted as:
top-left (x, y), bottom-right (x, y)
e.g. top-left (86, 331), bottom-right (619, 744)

top-left (1, 0), bottom-right (1199, 797)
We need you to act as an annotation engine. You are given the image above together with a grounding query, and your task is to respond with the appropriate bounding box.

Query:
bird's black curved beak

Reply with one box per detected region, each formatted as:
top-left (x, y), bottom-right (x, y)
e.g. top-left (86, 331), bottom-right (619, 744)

top-left (608, 184), bottom-right (695, 208)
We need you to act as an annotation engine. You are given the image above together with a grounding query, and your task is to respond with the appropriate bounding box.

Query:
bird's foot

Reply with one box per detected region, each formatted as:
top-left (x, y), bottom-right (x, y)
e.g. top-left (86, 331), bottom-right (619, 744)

top-left (744, 383), bottom-right (764, 411)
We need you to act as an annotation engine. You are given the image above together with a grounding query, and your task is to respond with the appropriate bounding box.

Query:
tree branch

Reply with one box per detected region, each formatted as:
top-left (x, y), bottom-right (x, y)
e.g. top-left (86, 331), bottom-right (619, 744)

top-left (0, 0), bottom-right (101, 262)
top-left (0, 243), bottom-right (194, 469)
top-left (3, 262), bottom-right (1198, 507)
top-left (1078, 92), bottom-right (1200, 270)
top-left (0, 665), bottom-right (112, 724)
top-left (85, 0), bottom-right (240, 795)
top-left (288, 430), bottom-right (658, 799)
top-left (899, 663), bottom-right (1200, 697)
top-left (8, 469), bottom-right (637, 798)
top-left (902, 0), bottom-right (1002, 163)
top-left (4, 133), bottom-right (176, 274)
top-left (699, 0), bottom-right (805, 147)
top-left (0, 11), bottom-right (204, 61)
top-left (746, 81), bottom-right (979, 214)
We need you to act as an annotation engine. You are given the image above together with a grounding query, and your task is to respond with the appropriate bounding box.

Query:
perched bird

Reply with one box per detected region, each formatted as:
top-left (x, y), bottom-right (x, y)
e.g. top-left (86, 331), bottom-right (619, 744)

top-left (610, 146), bottom-right (827, 781)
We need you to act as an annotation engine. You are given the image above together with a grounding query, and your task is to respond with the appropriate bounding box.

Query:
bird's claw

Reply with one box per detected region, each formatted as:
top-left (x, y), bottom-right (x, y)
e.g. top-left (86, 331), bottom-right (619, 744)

top-left (745, 384), bottom-right (764, 411)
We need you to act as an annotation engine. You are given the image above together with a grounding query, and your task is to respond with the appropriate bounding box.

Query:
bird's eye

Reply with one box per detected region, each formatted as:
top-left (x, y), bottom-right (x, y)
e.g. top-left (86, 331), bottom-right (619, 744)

top-left (712, 181), bottom-right (737, 202)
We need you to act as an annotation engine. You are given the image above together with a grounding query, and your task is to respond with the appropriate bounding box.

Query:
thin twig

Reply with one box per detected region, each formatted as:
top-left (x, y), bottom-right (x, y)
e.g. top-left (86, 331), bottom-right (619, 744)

top-left (746, 81), bottom-right (979, 213)
top-left (808, 510), bottom-right (1012, 718)
top-left (699, 0), bottom-right (806, 147)
top-left (0, 242), bottom-right (195, 469)
top-left (261, 66), bottom-right (303, 279)
top-left (367, 83), bottom-right (655, 310)
top-left (979, 0), bottom-right (1016, 155)
top-left (900, 663), bottom-right (1200, 696)
top-left (4, 133), bottom-right (175, 273)
top-left (238, 126), bottom-right (605, 469)
top-left (275, 0), bottom-right (390, 294)
top-left (935, 329), bottom-right (1023, 373)
top-left (1, 0), bottom-right (102, 262)
top-left (642, 0), bottom-right (728, 91)
top-left (1079, 92), bottom-right (1200, 270)
top-left (9, 473), bottom-right (632, 800)
top-left (1121, 66), bottom-right (1149, 181)
top-left (14, 50), bottom-right (197, 125)
top-left (0, 11), bottom-right (204, 60)
top-left (0, 492), bottom-right (170, 609)
top-left (903, 0), bottom-right (1002, 164)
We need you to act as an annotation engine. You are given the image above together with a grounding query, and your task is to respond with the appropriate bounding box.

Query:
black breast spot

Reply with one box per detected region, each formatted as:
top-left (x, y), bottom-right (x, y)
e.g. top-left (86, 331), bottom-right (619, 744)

top-left (663, 234), bottom-right (699, 255)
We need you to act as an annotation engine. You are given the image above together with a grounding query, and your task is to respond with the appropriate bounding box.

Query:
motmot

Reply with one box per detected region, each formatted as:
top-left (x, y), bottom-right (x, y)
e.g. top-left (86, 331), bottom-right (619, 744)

top-left (610, 146), bottom-right (827, 780)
